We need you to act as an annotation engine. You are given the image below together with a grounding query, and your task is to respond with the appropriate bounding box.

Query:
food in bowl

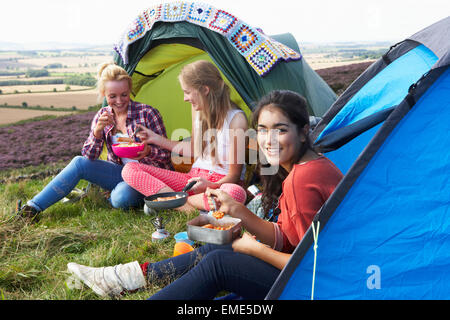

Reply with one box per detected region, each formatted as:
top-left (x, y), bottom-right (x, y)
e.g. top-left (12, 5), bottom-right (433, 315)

top-left (201, 223), bottom-right (233, 231)
top-left (187, 215), bottom-right (242, 244)
top-left (117, 137), bottom-right (134, 143)
top-left (115, 142), bottom-right (142, 147)
top-left (152, 194), bottom-right (184, 202)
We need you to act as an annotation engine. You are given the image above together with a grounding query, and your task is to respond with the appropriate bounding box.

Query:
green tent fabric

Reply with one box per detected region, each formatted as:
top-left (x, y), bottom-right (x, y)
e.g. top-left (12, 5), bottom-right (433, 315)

top-left (129, 43), bottom-right (250, 139)
top-left (113, 14), bottom-right (336, 137)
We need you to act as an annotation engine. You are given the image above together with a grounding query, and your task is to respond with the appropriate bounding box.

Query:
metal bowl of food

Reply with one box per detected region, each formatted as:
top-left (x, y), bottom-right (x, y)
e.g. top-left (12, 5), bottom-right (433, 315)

top-left (144, 180), bottom-right (197, 210)
top-left (187, 214), bottom-right (242, 245)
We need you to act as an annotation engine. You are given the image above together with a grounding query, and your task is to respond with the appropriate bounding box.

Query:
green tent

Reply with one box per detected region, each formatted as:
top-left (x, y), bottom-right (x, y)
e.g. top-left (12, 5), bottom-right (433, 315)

top-left (112, 2), bottom-right (336, 139)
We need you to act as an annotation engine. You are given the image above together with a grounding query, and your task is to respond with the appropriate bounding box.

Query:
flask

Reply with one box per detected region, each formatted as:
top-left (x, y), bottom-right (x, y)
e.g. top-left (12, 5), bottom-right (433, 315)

top-left (151, 216), bottom-right (169, 242)
top-left (152, 229), bottom-right (169, 242)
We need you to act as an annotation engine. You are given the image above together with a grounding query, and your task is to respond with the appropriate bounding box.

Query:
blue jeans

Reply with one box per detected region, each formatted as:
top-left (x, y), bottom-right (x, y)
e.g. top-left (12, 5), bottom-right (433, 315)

top-left (147, 243), bottom-right (281, 300)
top-left (27, 156), bottom-right (144, 211)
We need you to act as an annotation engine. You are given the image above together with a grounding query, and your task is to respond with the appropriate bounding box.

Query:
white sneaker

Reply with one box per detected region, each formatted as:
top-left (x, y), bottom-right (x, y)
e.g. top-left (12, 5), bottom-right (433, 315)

top-left (67, 261), bottom-right (146, 297)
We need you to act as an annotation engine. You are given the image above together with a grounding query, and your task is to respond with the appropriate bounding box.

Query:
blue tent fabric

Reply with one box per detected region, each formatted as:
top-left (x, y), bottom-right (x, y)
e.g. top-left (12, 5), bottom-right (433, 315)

top-left (316, 44), bottom-right (437, 141)
top-left (322, 122), bottom-right (382, 176)
top-left (266, 17), bottom-right (450, 300)
top-left (314, 44), bottom-right (437, 174)
top-left (271, 65), bottom-right (450, 300)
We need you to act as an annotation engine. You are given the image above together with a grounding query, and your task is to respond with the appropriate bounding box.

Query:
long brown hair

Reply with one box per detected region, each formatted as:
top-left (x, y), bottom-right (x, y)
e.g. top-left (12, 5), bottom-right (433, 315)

top-left (252, 90), bottom-right (314, 218)
top-left (179, 60), bottom-right (237, 162)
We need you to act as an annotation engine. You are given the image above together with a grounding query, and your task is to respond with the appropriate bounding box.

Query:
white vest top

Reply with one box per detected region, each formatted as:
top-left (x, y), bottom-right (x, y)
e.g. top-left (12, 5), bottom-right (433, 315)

top-left (192, 109), bottom-right (246, 180)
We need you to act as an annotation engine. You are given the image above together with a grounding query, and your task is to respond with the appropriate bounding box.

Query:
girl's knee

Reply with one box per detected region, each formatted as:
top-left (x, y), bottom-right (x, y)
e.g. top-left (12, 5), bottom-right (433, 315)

top-left (203, 183), bottom-right (247, 210)
top-left (199, 249), bottom-right (235, 273)
top-left (110, 182), bottom-right (143, 209)
top-left (121, 162), bottom-right (140, 181)
top-left (219, 183), bottom-right (247, 204)
top-left (71, 155), bottom-right (87, 167)
top-left (70, 156), bottom-right (92, 175)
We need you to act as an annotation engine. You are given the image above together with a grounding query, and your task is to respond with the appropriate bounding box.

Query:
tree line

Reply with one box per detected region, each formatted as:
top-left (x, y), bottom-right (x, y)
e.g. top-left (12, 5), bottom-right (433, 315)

top-left (0, 74), bottom-right (96, 87)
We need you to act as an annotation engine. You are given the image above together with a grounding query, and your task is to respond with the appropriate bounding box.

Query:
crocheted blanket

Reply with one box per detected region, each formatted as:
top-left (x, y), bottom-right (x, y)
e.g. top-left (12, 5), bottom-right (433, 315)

top-left (114, 1), bottom-right (302, 77)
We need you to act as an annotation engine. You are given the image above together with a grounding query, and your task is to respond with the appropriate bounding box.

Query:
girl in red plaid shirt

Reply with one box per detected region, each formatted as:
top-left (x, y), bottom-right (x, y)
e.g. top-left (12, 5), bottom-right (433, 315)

top-left (15, 63), bottom-right (172, 221)
top-left (122, 60), bottom-right (248, 212)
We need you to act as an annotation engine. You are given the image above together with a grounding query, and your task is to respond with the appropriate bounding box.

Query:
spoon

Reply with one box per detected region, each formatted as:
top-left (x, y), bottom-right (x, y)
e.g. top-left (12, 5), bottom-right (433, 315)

top-left (208, 196), bottom-right (225, 219)
top-left (130, 126), bottom-right (142, 141)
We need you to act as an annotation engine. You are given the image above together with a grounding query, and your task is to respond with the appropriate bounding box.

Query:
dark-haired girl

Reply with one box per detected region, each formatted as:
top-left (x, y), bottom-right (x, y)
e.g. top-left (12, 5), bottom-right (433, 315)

top-left (67, 90), bottom-right (343, 299)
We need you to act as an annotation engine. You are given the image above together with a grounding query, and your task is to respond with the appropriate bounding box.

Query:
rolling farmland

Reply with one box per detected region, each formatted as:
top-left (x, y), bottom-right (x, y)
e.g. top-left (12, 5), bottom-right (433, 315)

top-left (0, 84), bottom-right (91, 94)
top-left (0, 88), bottom-right (100, 109)
top-left (0, 108), bottom-right (75, 125)
top-left (0, 45), bottom-right (385, 126)
top-left (0, 49), bottom-right (111, 123)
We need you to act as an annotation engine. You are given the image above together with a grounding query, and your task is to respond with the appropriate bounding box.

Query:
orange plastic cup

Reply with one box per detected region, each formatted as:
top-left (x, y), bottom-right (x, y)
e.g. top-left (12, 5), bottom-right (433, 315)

top-left (173, 241), bottom-right (194, 257)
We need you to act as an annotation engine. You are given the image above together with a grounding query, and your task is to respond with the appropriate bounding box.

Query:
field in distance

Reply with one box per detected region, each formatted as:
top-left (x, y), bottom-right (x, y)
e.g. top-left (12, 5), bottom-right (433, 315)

top-left (0, 88), bottom-right (100, 109)
top-left (300, 41), bottom-right (389, 69)
top-left (0, 49), bottom-right (111, 123)
top-left (0, 108), bottom-right (76, 125)
top-left (0, 84), bottom-right (91, 94)
top-left (0, 42), bottom-right (388, 125)
top-left (0, 50), bottom-right (113, 74)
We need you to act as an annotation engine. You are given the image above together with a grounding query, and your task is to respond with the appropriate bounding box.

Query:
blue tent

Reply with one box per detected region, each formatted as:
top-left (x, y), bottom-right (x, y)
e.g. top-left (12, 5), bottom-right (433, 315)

top-left (310, 17), bottom-right (450, 174)
top-left (267, 16), bottom-right (450, 300)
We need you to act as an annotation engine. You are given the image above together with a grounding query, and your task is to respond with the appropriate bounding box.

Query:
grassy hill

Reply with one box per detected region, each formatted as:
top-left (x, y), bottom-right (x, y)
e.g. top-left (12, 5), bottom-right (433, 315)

top-left (0, 178), bottom-right (196, 300)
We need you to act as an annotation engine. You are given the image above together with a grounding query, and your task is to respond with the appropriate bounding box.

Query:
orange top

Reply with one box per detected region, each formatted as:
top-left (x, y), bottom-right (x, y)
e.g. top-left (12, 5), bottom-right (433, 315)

top-left (276, 157), bottom-right (343, 253)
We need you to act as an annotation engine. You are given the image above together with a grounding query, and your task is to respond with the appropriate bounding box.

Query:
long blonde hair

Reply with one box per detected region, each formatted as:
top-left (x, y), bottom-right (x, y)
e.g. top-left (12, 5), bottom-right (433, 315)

top-left (178, 60), bottom-right (237, 161)
top-left (96, 62), bottom-right (132, 97)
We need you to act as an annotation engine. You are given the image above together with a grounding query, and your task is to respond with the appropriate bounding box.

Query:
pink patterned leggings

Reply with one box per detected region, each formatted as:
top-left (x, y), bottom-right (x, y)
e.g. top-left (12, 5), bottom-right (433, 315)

top-left (121, 162), bottom-right (247, 210)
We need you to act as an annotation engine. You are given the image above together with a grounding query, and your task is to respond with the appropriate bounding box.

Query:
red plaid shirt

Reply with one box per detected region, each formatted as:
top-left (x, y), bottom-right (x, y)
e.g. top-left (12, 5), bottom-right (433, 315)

top-left (82, 100), bottom-right (173, 170)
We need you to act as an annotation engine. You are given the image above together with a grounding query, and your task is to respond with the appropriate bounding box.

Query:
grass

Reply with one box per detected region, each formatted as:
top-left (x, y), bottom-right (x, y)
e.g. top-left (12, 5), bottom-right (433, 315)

top-left (0, 165), bottom-right (198, 300)
top-left (0, 161), bottom-right (68, 181)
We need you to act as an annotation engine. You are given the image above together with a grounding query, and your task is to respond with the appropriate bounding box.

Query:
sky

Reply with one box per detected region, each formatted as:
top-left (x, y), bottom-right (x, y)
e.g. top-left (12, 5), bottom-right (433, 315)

top-left (1, 0), bottom-right (449, 48)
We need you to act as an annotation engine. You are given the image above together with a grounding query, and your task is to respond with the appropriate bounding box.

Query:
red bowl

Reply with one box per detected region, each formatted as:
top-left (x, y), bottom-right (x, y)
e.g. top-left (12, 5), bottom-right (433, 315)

top-left (111, 143), bottom-right (145, 158)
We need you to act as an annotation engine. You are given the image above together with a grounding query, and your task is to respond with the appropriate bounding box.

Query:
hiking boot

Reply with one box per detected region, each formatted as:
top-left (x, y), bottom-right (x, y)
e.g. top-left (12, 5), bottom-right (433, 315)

top-left (15, 201), bottom-right (40, 223)
top-left (67, 261), bottom-right (146, 297)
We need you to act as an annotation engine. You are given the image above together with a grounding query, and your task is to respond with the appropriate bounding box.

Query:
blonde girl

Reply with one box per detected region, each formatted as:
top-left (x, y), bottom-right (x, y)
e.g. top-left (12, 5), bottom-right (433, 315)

top-left (16, 63), bottom-right (172, 220)
top-left (121, 60), bottom-right (248, 211)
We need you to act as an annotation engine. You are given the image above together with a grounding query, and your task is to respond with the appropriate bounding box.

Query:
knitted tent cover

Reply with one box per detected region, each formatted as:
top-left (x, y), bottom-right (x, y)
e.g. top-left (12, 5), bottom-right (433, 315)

top-left (114, 1), bottom-right (302, 77)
